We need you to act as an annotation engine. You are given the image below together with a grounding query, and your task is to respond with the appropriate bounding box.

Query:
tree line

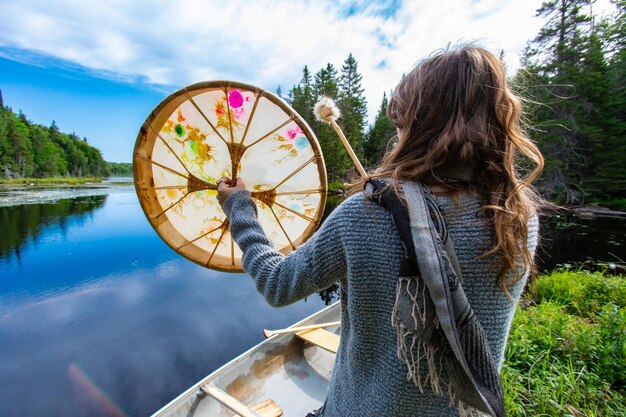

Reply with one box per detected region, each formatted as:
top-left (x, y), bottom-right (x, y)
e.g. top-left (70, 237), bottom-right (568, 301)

top-left (0, 94), bottom-right (132, 178)
top-left (514, 0), bottom-right (626, 206)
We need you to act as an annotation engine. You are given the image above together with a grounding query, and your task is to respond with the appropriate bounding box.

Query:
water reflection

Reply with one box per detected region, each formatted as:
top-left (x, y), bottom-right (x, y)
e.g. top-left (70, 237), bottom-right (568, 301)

top-left (0, 195), bottom-right (106, 262)
top-left (0, 190), bottom-right (326, 417)
top-left (0, 259), bottom-right (325, 417)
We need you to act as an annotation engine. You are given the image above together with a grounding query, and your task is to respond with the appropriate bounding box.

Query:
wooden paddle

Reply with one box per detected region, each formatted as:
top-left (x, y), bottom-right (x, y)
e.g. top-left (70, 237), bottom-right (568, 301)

top-left (202, 385), bottom-right (262, 417)
top-left (263, 321), bottom-right (341, 338)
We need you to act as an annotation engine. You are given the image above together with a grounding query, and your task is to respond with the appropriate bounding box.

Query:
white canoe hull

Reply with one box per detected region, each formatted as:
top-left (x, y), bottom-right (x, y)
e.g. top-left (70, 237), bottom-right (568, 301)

top-left (152, 302), bottom-right (340, 417)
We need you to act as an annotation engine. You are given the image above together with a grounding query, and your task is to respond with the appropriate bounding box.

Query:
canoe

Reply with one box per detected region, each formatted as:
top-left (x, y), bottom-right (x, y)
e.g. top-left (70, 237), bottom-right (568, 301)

top-left (152, 302), bottom-right (341, 417)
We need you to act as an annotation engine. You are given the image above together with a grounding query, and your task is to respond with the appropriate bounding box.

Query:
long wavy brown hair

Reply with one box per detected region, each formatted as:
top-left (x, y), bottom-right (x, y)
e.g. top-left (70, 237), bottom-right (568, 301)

top-left (367, 46), bottom-right (544, 293)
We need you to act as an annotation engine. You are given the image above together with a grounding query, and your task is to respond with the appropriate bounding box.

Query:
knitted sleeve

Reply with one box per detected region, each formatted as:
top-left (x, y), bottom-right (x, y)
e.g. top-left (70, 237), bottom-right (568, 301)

top-left (223, 190), bottom-right (346, 307)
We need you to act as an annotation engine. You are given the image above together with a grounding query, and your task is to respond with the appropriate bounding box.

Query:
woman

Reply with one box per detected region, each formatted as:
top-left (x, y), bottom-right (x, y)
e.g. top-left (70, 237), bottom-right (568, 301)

top-left (217, 46), bottom-right (543, 417)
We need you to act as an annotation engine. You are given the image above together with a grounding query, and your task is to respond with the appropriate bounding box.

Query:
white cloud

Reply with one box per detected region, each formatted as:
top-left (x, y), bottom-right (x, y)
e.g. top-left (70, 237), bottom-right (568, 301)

top-left (0, 0), bottom-right (615, 121)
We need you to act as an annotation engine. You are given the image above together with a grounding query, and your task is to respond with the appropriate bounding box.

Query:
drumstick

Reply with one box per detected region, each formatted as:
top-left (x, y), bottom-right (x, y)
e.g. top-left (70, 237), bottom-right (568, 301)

top-left (263, 320), bottom-right (341, 338)
top-left (314, 97), bottom-right (367, 178)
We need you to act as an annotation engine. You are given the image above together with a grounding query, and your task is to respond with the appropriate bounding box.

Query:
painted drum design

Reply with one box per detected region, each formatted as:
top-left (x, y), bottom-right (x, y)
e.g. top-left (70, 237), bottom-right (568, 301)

top-left (134, 81), bottom-right (327, 272)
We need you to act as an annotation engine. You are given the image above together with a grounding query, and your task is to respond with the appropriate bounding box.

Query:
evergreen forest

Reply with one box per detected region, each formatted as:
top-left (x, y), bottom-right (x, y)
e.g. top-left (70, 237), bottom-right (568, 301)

top-left (0, 92), bottom-right (132, 179)
top-left (517, 0), bottom-right (626, 206)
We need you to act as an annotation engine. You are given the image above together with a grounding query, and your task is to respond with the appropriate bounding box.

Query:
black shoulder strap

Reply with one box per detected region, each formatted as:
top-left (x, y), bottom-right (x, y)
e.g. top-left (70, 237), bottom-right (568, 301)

top-left (365, 179), bottom-right (416, 263)
top-left (364, 179), bottom-right (464, 284)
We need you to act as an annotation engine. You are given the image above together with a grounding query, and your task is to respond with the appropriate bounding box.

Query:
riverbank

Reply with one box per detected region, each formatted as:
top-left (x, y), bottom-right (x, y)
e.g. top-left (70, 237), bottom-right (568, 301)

top-left (569, 204), bottom-right (626, 219)
top-left (0, 178), bottom-right (134, 207)
top-left (503, 269), bottom-right (625, 416)
top-left (0, 177), bottom-right (106, 185)
top-left (0, 177), bottom-right (133, 189)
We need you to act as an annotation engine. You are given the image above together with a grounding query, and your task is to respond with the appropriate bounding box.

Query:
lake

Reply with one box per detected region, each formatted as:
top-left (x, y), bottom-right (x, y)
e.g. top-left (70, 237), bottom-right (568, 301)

top-left (0, 183), bottom-right (328, 417)
top-left (0, 183), bottom-right (624, 417)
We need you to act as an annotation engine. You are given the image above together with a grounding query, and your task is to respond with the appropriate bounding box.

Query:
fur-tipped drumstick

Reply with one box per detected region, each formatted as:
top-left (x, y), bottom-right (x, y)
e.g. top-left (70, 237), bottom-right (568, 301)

top-left (313, 97), bottom-right (367, 178)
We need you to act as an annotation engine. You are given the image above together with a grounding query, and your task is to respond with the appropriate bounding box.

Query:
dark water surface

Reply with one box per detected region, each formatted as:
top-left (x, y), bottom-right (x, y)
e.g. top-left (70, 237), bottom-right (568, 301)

top-left (536, 213), bottom-right (626, 272)
top-left (1, 188), bottom-right (624, 417)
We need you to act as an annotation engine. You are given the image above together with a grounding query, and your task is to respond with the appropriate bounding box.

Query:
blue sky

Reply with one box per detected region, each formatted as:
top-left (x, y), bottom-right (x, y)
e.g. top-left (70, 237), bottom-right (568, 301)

top-left (0, 0), bottom-right (614, 163)
top-left (0, 54), bottom-right (164, 162)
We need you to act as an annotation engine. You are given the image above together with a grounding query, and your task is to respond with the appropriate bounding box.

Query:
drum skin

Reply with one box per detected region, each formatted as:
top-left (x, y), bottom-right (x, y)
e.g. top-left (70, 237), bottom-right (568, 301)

top-left (134, 81), bottom-right (327, 272)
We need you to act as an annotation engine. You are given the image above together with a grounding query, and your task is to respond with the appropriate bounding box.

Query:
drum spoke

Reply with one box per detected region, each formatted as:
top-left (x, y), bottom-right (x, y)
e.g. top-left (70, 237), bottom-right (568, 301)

top-left (269, 206), bottom-right (295, 250)
top-left (206, 224), bottom-right (228, 266)
top-left (153, 191), bottom-right (191, 219)
top-left (138, 155), bottom-right (188, 179)
top-left (147, 122), bottom-right (193, 176)
top-left (273, 200), bottom-right (318, 224)
top-left (239, 93), bottom-right (261, 146)
top-left (177, 223), bottom-right (225, 250)
top-left (230, 234), bottom-right (235, 267)
top-left (244, 118), bottom-right (294, 149)
top-left (273, 156), bottom-right (315, 189)
top-left (184, 92), bottom-right (229, 146)
top-left (223, 87), bottom-right (235, 145)
top-left (224, 87), bottom-right (240, 178)
top-left (274, 189), bottom-right (323, 196)
top-left (138, 184), bottom-right (188, 191)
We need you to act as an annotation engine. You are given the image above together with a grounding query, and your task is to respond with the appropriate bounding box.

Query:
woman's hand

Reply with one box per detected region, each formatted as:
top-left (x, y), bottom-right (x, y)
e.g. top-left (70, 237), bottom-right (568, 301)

top-left (217, 177), bottom-right (248, 210)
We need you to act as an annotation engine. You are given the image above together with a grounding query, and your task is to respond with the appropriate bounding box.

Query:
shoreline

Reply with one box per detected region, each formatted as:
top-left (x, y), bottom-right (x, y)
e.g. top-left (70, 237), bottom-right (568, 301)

top-left (543, 204), bottom-right (626, 219)
top-left (2, 179), bottom-right (625, 218)
top-left (0, 177), bottom-right (133, 190)
top-left (0, 180), bottom-right (134, 208)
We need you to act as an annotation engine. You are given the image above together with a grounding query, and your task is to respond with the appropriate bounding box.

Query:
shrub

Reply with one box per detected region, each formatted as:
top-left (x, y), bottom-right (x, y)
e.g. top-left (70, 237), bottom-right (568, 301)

top-left (503, 270), bottom-right (626, 416)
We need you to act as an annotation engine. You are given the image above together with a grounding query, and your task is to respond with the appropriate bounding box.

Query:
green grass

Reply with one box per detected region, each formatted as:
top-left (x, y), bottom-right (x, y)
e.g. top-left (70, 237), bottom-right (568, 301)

top-left (503, 269), bottom-right (626, 416)
top-left (328, 181), bottom-right (345, 194)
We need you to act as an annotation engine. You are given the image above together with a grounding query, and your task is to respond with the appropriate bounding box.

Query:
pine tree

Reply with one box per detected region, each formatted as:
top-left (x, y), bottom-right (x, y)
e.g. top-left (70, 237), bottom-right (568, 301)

top-left (531, 0), bottom-right (592, 78)
top-left (592, 0), bottom-right (626, 203)
top-left (577, 23), bottom-right (613, 194)
top-left (518, 0), bottom-right (626, 205)
top-left (0, 106), bottom-right (16, 176)
top-left (522, 0), bottom-right (594, 203)
top-left (9, 111), bottom-right (35, 177)
top-left (289, 66), bottom-right (316, 127)
top-left (287, 59), bottom-right (367, 181)
top-left (337, 54), bottom-right (367, 178)
top-left (314, 64), bottom-right (339, 98)
top-left (364, 92), bottom-right (395, 167)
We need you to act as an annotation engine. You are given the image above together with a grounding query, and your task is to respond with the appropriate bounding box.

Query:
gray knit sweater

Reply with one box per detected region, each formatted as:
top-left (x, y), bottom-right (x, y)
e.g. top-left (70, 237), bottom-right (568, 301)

top-left (223, 189), bottom-right (539, 417)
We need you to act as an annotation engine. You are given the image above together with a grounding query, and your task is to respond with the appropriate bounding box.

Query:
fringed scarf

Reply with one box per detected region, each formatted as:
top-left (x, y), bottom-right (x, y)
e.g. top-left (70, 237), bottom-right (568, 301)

top-left (365, 179), bottom-right (506, 417)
